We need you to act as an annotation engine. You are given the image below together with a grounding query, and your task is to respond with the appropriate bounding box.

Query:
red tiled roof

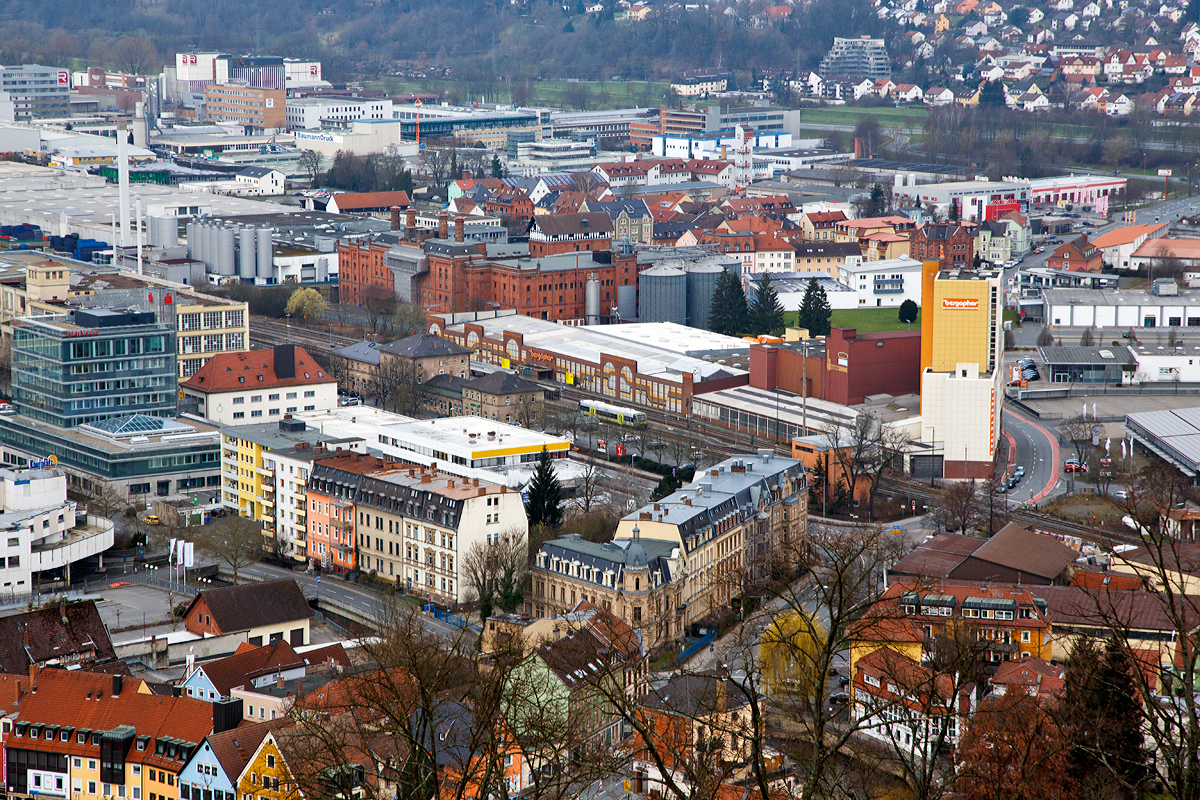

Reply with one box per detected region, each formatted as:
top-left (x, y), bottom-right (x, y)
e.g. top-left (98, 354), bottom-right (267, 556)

top-left (328, 191), bottom-right (411, 211)
top-left (198, 640), bottom-right (308, 697)
top-left (990, 657), bottom-right (1065, 699)
top-left (11, 670), bottom-right (214, 771)
top-left (181, 347), bottom-right (333, 394)
top-left (206, 719), bottom-right (291, 782)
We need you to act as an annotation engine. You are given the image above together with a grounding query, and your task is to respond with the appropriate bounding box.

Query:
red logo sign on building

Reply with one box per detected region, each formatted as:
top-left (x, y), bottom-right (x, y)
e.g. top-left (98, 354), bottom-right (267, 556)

top-left (56, 70), bottom-right (68, 86)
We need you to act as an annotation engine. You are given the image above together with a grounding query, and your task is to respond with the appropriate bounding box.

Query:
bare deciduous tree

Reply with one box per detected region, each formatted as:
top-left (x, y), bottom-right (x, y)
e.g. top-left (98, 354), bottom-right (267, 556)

top-left (461, 526), bottom-right (527, 622)
top-left (194, 513), bottom-right (263, 584)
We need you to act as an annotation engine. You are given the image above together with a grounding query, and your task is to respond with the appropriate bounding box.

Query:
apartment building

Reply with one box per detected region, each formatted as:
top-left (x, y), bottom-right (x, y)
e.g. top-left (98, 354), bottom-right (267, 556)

top-left (911, 223), bottom-right (979, 272)
top-left (850, 580), bottom-right (1055, 681)
top-left (3, 669), bottom-right (222, 800)
top-left (529, 531), bottom-right (685, 650)
top-left (615, 452), bottom-right (806, 625)
top-left (527, 213), bottom-right (614, 259)
top-left (818, 36), bottom-right (891, 79)
top-left (530, 453), bottom-right (807, 647)
top-left (305, 453), bottom-right (395, 574)
top-left (355, 466), bottom-right (527, 603)
top-left (205, 84), bottom-right (286, 133)
top-left (669, 71), bottom-right (731, 97)
top-left (182, 345), bottom-right (338, 426)
top-left (218, 417), bottom-right (367, 544)
top-left (376, 332), bottom-right (471, 382)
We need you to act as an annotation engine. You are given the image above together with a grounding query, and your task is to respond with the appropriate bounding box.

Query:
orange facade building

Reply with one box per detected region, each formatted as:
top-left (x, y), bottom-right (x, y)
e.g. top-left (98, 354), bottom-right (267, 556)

top-left (305, 453), bottom-right (396, 573)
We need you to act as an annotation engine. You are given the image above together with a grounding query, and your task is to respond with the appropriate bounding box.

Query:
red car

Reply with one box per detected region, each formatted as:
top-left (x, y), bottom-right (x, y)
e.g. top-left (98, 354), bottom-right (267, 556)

top-left (1064, 459), bottom-right (1088, 473)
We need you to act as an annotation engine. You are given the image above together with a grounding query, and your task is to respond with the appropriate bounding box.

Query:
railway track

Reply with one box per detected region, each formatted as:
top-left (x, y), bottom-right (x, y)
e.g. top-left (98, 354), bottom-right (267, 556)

top-left (249, 316), bottom-right (360, 355)
top-left (551, 385), bottom-right (774, 460)
top-left (880, 476), bottom-right (1145, 550)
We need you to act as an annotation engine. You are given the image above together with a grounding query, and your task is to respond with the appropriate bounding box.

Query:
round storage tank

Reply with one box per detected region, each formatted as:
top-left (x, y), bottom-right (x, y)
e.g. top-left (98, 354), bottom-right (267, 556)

top-left (685, 258), bottom-right (726, 331)
top-left (256, 227), bottom-right (273, 280)
top-left (638, 264), bottom-right (687, 325)
top-left (150, 215), bottom-right (177, 248)
top-left (238, 225), bottom-right (256, 280)
top-left (218, 225), bottom-right (237, 276)
top-left (585, 273), bottom-right (600, 325)
top-left (204, 222), bottom-right (219, 272)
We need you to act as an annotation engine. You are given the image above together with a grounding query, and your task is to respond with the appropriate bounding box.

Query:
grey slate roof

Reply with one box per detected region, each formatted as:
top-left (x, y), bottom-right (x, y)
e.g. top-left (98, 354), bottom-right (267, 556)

top-left (331, 340), bottom-right (382, 366)
top-left (463, 372), bottom-right (542, 396)
top-left (540, 535), bottom-right (677, 589)
top-left (377, 332), bottom-right (471, 359)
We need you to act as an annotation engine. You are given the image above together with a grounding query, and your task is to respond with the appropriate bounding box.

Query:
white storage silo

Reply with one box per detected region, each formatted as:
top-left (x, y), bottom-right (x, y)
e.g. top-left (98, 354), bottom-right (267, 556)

top-left (256, 227), bottom-right (273, 280)
top-left (585, 272), bottom-right (600, 325)
top-left (238, 225), bottom-right (256, 280)
top-left (218, 225), bottom-right (237, 276)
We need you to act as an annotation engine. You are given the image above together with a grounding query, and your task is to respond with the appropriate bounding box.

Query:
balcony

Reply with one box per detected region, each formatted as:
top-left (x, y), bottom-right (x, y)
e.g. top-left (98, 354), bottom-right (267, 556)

top-left (873, 281), bottom-right (905, 295)
top-left (30, 516), bottom-right (114, 572)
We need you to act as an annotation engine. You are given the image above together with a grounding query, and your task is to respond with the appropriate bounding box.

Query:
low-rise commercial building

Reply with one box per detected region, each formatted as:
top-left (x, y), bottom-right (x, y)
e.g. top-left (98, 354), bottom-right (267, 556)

top-left (1042, 286), bottom-right (1200, 329)
top-left (205, 84), bottom-right (286, 133)
top-left (432, 313), bottom-right (749, 416)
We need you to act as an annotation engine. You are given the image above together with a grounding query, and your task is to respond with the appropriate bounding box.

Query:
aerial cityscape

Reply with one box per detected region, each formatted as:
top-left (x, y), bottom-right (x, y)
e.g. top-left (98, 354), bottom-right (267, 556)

top-left (1, 1), bottom-right (1200, 798)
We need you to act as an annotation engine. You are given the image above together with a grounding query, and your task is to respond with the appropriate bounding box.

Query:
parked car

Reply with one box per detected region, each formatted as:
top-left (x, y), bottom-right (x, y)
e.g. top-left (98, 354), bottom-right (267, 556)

top-left (1013, 466), bottom-right (1025, 479)
top-left (1064, 459), bottom-right (1088, 473)
top-left (1111, 489), bottom-right (1129, 500)
top-left (829, 692), bottom-right (850, 706)
top-left (143, 515), bottom-right (160, 526)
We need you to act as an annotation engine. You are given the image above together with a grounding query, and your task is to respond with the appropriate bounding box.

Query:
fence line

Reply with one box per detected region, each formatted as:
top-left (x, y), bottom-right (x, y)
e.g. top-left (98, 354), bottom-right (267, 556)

top-left (676, 629), bottom-right (717, 667)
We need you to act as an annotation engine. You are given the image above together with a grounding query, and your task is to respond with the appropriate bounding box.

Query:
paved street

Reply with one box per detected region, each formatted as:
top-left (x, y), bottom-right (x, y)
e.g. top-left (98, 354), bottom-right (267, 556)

top-left (1002, 408), bottom-right (1060, 505)
top-left (240, 561), bottom-right (469, 639)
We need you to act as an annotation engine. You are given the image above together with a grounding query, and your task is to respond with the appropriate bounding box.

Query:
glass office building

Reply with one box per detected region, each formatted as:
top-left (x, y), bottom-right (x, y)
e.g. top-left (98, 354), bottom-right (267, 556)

top-left (12, 308), bottom-right (177, 429)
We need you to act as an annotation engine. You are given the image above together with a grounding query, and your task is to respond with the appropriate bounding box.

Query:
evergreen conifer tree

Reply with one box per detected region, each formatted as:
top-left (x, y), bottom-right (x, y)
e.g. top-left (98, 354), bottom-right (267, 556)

top-left (708, 267), bottom-right (749, 335)
top-left (797, 277), bottom-right (832, 337)
top-left (1060, 638), bottom-right (1148, 800)
top-left (524, 447), bottom-right (563, 529)
top-left (750, 271), bottom-right (786, 335)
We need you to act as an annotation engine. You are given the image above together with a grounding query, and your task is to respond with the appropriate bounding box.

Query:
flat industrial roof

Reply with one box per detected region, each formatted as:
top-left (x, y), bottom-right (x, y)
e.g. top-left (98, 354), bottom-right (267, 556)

top-left (438, 315), bottom-right (750, 382)
top-left (696, 384), bottom-right (920, 431)
top-left (1126, 406), bottom-right (1200, 476)
top-left (1043, 287), bottom-right (1200, 307)
top-left (1036, 345), bottom-right (1127, 366)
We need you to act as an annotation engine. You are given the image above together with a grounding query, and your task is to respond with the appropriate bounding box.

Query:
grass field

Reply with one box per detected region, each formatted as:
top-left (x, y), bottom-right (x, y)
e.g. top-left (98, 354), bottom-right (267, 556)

top-left (783, 307), bottom-right (920, 334)
top-left (794, 106), bottom-right (931, 128)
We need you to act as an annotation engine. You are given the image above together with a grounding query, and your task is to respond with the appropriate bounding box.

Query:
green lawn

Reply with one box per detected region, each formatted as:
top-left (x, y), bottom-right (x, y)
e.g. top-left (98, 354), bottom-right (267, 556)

top-left (784, 307), bottom-right (920, 334)
top-left (793, 106), bottom-right (930, 128)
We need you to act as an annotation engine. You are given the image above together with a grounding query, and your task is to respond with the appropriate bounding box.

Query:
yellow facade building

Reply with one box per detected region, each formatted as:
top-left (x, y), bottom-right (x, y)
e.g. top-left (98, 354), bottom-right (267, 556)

top-left (919, 260), bottom-right (1005, 480)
